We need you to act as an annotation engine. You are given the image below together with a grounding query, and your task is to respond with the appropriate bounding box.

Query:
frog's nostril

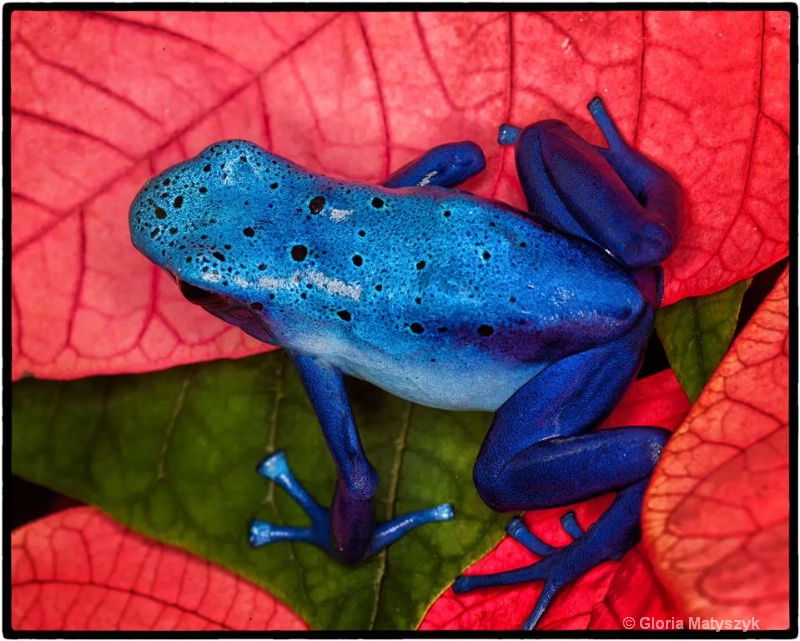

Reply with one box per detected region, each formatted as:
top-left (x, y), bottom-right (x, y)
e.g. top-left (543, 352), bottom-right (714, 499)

top-left (177, 279), bottom-right (225, 307)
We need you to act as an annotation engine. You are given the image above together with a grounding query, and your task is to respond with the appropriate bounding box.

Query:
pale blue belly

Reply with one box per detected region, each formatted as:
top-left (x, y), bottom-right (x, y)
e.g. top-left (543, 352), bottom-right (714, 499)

top-left (289, 330), bottom-right (544, 412)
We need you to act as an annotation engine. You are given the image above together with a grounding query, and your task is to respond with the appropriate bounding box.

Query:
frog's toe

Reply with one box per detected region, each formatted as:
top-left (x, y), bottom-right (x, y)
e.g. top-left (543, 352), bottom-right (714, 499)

top-left (505, 511), bottom-right (584, 557)
top-left (498, 123), bottom-right (521, 145)
top-left (559, 510), bottom-right (584, 540)
top-left (506, 516), bottom-right (556, 556)
top-left (248, 519), bottom-right (275, 546)
top-left (256, 450), bottom-right (290, 480)
top-left (370, 502), bottom-right (455, 555)
top-left (248, 519), bottom-right (322, 547)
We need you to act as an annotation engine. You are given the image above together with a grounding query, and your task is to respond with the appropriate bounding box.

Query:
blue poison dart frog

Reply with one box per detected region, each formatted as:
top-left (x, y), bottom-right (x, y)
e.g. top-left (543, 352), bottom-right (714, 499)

top-left (130, 97), bottom-right (682, 629)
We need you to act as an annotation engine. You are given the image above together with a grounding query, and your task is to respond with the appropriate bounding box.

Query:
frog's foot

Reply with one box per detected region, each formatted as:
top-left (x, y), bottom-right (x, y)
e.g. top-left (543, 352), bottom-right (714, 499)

top-left (453, 509), bottom-right (631, 630)
top-left (249, 451), bottom-right (329, 548)
top-left (249, 451), bottom-right (454, 560)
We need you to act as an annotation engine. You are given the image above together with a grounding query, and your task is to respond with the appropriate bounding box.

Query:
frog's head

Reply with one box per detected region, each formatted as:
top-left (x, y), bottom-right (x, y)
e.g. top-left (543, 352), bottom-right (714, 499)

top-left (129, 140), bottom-right (302, 339)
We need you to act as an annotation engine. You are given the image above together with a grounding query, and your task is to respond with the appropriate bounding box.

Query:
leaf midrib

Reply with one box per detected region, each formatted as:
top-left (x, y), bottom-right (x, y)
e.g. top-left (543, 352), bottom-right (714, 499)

top-left (367, 400), bottom-right (413, 629)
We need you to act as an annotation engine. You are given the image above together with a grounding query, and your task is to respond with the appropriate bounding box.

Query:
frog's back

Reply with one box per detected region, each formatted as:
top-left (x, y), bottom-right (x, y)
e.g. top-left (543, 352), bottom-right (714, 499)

top-left (253, 175), bottom-right (645, 362)
top-left (130, 140), bottom-right (645, 411)
top-left (282, 184), bottom-right (645, 410)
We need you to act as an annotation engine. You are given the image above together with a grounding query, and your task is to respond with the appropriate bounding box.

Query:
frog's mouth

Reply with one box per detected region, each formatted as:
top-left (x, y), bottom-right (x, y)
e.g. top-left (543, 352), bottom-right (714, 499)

top-left (175, 277), bottom-right (227, 310)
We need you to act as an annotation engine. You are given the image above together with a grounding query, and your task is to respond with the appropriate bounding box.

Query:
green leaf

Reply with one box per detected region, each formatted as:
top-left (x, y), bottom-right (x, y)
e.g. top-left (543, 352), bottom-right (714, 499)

top-left (12, 351), bottom-right (506, 630)
top-left (655, 278), bottom-right (751, 402)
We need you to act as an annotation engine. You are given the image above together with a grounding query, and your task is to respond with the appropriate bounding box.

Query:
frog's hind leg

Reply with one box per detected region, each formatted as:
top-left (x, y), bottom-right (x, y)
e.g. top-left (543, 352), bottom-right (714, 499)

top-left (453, 310), bottom-right (670, 629)
top-left (382, 141), bottom-right (485, 188)
top-left (249, 353), bottom-right (453, 565)
top-left (502, 97), bottom-right (682, 269)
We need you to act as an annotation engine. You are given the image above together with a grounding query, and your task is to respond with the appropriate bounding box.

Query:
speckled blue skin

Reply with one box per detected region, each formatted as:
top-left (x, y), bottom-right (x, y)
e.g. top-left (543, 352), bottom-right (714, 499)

top-left (130, 98), bottom-right (682, 629)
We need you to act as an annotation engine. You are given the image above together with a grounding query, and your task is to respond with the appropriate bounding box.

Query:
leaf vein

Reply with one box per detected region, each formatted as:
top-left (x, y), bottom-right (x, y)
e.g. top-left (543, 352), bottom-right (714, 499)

top-left (368, 400), bottom-right (414, 629)
top-left (157, 374), bottom-right (191, 480)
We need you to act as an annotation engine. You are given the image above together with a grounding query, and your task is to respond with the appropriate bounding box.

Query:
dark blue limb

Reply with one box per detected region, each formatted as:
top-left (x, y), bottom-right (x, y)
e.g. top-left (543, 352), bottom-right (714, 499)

top-left (291, 353), bottom-right (379, 502)
top-left (249, 353), bottom-right (453, 564)
top-left (500, 97), bottom-right (682, 269)
top-left (456, 311), bottom-right (671, 629)
top-left (587, 98), bottom-right (683, 257)
top-left (382, 141), bottom-right (486, 188)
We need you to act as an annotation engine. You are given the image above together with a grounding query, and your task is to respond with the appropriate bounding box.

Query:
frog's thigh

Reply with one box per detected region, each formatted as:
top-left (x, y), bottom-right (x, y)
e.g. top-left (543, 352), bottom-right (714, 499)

top-left (473, 311), bottom-right (670, 512)
top-left (382, 141), bottom-right (485, 188)
top-left (513, 107), bottom-right (681, 268)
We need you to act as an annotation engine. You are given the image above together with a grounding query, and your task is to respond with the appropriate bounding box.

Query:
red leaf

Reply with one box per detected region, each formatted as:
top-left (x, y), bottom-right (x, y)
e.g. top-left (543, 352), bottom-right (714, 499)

top-left (420, 370), bottom-right (691, 630)
top-left (10, 11), bottom-right (789, 381)
top-left (644, 269), bottom-right (789, 630)
top-left (11, 507), bottom-right (308, 631)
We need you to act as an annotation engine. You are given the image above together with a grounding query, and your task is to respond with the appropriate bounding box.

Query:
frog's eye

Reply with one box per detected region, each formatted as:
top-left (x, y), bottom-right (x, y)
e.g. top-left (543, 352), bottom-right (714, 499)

top-left (177, 279), bottom-right (225, 308)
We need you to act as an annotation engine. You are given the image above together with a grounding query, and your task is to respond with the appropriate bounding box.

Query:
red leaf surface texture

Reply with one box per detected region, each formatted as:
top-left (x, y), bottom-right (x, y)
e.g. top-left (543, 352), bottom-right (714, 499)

top-left (644, 269), bottom-right (790, 630)
top-left (11, 507), bottom-right (308, 631)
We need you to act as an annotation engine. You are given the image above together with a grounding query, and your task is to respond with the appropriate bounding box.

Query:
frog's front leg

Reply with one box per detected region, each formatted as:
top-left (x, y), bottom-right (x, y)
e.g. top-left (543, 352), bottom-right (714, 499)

top-left (453, 312), bottom-right (670, 629)
top-left (382, 141), bottom-right (485, 188)
top-left (249, 353), bottom-right (453, 564)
